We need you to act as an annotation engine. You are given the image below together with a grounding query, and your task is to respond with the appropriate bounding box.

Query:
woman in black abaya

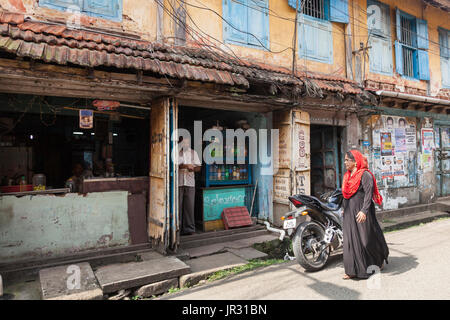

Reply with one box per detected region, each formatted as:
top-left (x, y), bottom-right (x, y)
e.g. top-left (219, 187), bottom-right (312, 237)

top-left (342, 150), bottom-right (389, 280)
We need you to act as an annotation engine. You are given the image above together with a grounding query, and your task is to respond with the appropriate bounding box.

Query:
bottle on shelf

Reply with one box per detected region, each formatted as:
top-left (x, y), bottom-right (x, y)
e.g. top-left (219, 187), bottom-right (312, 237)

top-left (217, 165), bottom-right (221, 180)
top-left (19, 175), bottom-right (27, 192)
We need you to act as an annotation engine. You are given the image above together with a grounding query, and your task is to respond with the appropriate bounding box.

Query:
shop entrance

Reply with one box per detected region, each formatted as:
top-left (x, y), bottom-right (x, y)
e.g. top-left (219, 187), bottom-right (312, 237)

top-left (434, 126), bottom-right (450, 197)
top-left (176, 106), bottom-right (267, 238)
top-left (0, 93), bottom-right (151, 261)
top-left (310, 125), bottom-right (343, 198)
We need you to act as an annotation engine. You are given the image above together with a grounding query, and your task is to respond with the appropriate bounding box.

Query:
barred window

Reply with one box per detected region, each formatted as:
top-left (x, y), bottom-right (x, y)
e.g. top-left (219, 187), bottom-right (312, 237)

top-left (302, 0), bottom-right (326, 20)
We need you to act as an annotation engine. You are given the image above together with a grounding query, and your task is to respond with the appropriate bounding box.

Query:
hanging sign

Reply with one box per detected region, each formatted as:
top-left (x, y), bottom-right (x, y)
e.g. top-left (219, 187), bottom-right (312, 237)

top-left (79, 109), bottom-right (93, 129)
top-left (93, 100), bottom-right (120, 111)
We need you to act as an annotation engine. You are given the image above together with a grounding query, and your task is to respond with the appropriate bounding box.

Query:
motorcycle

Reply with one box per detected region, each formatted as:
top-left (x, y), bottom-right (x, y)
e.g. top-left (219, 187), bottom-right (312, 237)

top-left (265, 189), bottom-right (344, 272)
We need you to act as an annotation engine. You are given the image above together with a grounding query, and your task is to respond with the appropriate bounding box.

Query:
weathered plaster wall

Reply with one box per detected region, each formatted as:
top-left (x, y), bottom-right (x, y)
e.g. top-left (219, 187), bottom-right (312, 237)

top-left (185, 0), bottom-right (347, 77)
top-left (359, 112), bottom-right (440, 210)
top-left (355, 0), bottom-right (450, 96)
top-left (0, 191), bottom-right (130, 263)
top-left (0, 0), bottom-right (158, 41)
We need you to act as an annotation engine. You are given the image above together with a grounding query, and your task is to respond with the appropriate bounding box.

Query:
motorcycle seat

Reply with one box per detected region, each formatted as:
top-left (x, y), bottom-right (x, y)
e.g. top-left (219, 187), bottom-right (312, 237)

top-left (310, 196), bottom-right (340, 212)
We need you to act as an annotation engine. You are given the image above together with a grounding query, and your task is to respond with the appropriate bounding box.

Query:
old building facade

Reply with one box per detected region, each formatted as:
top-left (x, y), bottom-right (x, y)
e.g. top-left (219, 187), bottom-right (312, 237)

top-left (0, 0), bottom-right (448, 262)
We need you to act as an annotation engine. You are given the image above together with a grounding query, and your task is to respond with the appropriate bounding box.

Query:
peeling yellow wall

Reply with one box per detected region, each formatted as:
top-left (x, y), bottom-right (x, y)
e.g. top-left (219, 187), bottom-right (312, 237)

top-left (354, 0), bottom-right (450, 95)
top-left (1, 0), bottom-right (448, 92)
top-left (0, 0), bottom-right (158, 41)
top-left (184, 0), bottom-right (347, 76)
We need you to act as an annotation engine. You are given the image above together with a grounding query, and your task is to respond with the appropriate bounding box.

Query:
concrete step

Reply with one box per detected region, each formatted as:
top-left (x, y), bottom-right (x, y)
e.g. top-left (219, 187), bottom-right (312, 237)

top-left (180, 224), bottom-right (265, 242)
top-left (379, 210), bottom-right (449, 232)
top-left (184, 234), bottom-right (279, 259)
top-left (1, 246), bottom-right (155, 282)
top-left (94, 252), bottom-right (190, 294)
top-left (180, 229), bottom-right (271, 250)
top-left (39, 262), bottom-right (103, 300)
top-left (179, 252), bottom-right (248, 288)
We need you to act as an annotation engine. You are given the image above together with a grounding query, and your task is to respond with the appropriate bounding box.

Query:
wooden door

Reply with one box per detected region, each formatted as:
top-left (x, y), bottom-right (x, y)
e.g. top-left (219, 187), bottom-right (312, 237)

top-left (272, 108), bottom-right (310, 225)
top-left (148, 98), bottom-right (178, 253)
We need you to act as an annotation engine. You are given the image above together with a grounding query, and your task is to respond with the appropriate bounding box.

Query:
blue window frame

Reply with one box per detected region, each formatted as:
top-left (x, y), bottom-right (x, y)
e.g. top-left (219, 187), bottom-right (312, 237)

top-left (288, 0), bottom-right (349, 23)
top-left (439, 27), bottom-right (450, 88)
top-left (297, 14), bottom-right (333, 64)
top-left (39, 0), bottom-right (122, 22)
top-left (222, 0), bottom-right (270, 49)
top-left (367, 0), bottom-right (393, 76)
top-left (394, 8), bottom-right (429, 81)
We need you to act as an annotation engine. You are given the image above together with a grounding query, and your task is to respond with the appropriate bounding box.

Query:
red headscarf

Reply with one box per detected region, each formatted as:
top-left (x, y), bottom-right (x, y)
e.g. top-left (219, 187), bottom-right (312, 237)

top-left (342, 150), bottom-right (383, 206)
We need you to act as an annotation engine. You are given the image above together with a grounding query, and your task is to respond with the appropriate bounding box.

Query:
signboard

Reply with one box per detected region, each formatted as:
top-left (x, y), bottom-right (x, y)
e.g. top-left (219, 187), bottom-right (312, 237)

top-left (79, 109), bottom-right (93, 129)
top-left (202, 187), bottom-right (246, 221)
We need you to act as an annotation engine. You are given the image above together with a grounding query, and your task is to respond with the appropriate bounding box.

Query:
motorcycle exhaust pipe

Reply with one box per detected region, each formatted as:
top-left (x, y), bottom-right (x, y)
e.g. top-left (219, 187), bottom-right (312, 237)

top-left (263, 221), bottom-right (286, 241)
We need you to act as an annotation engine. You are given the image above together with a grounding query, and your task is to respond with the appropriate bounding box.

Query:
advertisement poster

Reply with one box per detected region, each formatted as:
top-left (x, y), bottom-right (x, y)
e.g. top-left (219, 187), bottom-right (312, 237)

top-left (380, 132), bottom-right (394, 156)
top-left (392, 154), bottom-right (406, 177)
top-left (421, 129), bottom-right (434, 170)
top-left (405, 127), bottom-right (416, 150)
top-left (394, 128), bottom-right (407, 153)
top-left (421, 129), bottom-right (435, 154)
top-left (381, 156), bottom-right (394, 179)
top-left (79, 109), bottom-right (93, 129)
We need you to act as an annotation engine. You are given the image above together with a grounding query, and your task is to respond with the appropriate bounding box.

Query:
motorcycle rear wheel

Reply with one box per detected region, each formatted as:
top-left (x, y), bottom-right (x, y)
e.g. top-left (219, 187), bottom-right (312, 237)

top-left (292, 221), bottom-right (330, 272)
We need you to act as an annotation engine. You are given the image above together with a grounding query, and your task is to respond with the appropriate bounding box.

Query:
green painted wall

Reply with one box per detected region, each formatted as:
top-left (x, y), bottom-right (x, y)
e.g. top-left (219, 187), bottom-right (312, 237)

top-left (0, 191), bottom-right (130, 263)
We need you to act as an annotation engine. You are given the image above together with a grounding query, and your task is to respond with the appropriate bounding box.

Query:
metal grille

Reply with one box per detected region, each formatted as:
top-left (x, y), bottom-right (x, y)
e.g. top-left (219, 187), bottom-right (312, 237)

top-left (400, 16), bottom-right (413, 46)
top-left (402, 46), bottom-right (415, 78)
top-left (302, 0), bottom-right (325, 20)
top-left (400, 15), bottom-right (415, 77)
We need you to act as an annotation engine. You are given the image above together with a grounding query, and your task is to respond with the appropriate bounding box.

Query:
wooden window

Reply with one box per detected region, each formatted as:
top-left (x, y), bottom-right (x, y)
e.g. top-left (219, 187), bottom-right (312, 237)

top-left (223, 0), bottom-right (270, 49)
top-left (39, 0), bottom-right (122, 22)
top-left (394, 9), bottom-right (430, 81)
top-left (298, 14), bottom-right (333, 64)
top-left (439, 28), bottom-right (450, 88)
top-left (288, 0), bottom-right (349, 23)
top-left (367, 0), bottom-right (392, 75)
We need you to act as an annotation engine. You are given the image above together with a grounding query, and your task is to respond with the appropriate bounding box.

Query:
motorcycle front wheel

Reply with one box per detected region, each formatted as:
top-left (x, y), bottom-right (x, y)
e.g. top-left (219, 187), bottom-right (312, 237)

top-left (292, 221), bottom-right (330, 272)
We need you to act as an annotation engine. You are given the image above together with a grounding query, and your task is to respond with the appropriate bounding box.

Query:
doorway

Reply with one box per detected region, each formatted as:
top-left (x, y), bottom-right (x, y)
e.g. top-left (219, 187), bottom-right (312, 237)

top-left (310, 125), bottom-right (343, 198)
top-left (435, 126), bottom-right (450, 197)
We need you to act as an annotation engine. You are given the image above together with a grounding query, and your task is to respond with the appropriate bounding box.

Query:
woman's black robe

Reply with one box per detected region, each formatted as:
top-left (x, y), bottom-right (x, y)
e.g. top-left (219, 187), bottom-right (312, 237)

top-left (343, 171), bottom-right (389, 279)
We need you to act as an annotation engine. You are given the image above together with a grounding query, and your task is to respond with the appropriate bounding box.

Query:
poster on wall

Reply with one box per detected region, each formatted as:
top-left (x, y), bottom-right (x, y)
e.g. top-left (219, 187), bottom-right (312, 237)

top-left (405, 127), bottom-right (416, 150)
top-left (380, 156), bottom-right (394, 179)
top-left (392, 154), bottom-right (406, 177)
top-left (421, 128), bottom-right (434, 170)
top-left (394, 128), bottom-right (407, 153)
top-left (380, 132), bottom-right (394, 156)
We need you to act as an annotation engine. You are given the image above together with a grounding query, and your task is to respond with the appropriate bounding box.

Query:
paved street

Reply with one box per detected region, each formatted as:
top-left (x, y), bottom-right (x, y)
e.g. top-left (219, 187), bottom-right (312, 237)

top-left (164, 218), bottom-right (450, 300)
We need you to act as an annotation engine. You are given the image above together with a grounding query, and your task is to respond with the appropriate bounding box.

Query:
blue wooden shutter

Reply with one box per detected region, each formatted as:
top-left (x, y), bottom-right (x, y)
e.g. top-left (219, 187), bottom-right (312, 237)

top-left (299, 16), bottom-right (332, 64)
top-left (439, 28), bottom-right (450, 58)
top-left (330, 0), bottom-right (349, 23)
top-left (247, 0), bottom-right (269, 48)
top-left (369, 37), bottom-right (393, 75)
top-left (396, 8), bottom-right (401, 41)
top-left (316, 20), bottom-right (333, 62)
top-left (299, 17), bottom-right (317, 58)
top-left (83, 0), bottom-right (122, 21)
top-left (416, 18), bottom-right (429, 50)
top-left (395, 40), bottom-right (403, 75)
top-left (442, 58), bottom-right (450, 87)
top-left (288, 0), bottom-right (300, 11)
top-left (223, 0), bottom-right (248, 44)
top-left (40, 0), bottom-right (83, 11)
top-left (417, 49), bottom-right (430, 80)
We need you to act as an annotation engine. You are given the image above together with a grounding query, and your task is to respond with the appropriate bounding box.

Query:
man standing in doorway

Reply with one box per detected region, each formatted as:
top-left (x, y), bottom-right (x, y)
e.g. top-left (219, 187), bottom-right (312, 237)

top-left (178, 136), bottom-right (201, 235)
